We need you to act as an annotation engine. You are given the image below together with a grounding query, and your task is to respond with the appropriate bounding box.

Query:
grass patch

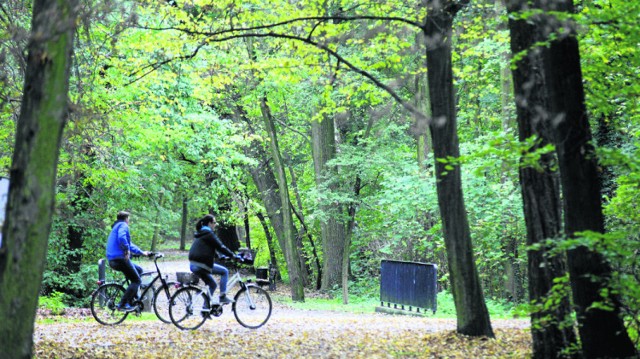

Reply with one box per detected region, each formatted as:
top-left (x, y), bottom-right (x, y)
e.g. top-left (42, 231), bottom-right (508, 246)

top-left (37, 311), bottom-right (160, 325)
top-left (273, 293), bottom-right (381, 314)
top-left (271, 290), bottom-right (522, 319)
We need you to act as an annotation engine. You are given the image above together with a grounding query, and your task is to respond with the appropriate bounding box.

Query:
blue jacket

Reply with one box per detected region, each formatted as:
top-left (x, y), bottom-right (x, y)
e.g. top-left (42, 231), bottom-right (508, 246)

top-left (106, 220), bottom-right (143, 260)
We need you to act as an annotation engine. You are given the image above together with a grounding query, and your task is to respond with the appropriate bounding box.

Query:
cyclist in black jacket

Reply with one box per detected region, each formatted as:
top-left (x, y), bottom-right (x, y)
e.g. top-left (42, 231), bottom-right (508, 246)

top-left (188, 214), bottom-right (239, 304)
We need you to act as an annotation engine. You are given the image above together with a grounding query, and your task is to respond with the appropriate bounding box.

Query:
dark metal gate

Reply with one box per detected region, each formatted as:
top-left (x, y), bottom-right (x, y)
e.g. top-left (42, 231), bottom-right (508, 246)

top-left (378, 260), bottom-right (437, 314)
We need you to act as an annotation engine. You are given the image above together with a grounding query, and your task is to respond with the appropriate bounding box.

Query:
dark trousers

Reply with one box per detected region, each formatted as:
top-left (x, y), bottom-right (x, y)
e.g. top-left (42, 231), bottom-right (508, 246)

top-left (109, 258), bottom-right (143, 306)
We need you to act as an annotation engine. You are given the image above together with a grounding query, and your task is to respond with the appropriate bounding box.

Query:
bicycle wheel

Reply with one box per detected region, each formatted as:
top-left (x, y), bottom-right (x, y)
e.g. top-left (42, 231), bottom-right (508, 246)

top-left (169, 286), bottom-right (208, 330)
top-left (233, 285), bottom-right (272, 329)
top-left (153, 281), bottom-right (178, 324)
top-left (90, 283), bottom-right (128, 325)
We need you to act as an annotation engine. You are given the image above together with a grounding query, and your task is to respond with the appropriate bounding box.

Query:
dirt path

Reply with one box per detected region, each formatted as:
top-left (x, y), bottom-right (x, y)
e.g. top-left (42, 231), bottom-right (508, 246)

top-left (41, 252), bottom-right (530, 357)
top-left (34, 304), bottom-right (531, 358)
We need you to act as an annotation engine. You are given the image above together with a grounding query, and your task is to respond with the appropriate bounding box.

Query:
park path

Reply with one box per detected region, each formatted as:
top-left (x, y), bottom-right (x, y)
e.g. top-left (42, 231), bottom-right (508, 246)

top-left (39, 251), bottom-right (530, 357)
top-left (34, 304), bottom-right (530, 358)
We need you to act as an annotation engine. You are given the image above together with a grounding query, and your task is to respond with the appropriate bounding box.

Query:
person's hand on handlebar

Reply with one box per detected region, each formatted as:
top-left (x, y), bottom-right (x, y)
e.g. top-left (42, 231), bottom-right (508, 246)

top-left (234, 253), bottom-right (244, 262)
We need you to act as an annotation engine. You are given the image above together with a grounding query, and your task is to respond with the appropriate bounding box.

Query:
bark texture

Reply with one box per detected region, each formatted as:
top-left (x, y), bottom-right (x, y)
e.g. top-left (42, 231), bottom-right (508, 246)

top-left (0, 1), bottom-right (77, 357)
top-left (425, 0), bottom-right (493, 337)
top-left (531, 0), bottom-right (636, 357)
top-left (506, 1), bottom-right (579, 356)
top-left (260, 97), bottom-right (305, 301)
top-left (311, 117), bottom-right (345, 291)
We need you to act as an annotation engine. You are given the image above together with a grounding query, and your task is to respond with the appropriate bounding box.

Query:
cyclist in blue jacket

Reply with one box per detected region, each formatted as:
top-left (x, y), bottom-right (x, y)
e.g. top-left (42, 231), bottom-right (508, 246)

top-left (106, 211), bottom-right (150, 312)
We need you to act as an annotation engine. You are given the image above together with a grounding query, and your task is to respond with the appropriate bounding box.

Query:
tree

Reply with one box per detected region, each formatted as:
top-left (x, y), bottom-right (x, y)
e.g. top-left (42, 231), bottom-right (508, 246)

top-left (261, 96), bottom-right (305, 301)
top-left (506, 1), bottom-right (578, 356)
top-left (424, 0), bottom-right (494, 337)
top-left (0, 0), bottom-right (78, 357)
top-left (312, 108), bottom-right (347, 291)
top-left (528, 0), bottom-right (636, 357)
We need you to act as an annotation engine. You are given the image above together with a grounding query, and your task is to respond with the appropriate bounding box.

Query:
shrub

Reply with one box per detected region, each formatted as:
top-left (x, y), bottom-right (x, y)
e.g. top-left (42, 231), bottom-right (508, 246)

top-left (38, 291), bottom-right (67, 315)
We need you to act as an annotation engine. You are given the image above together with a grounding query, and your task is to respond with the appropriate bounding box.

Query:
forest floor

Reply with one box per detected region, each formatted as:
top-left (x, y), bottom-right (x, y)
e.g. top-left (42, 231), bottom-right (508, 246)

top-left (33, 251), bottom-right (532, 358)
top-left (34, 304), bottom-right (531, 358)
top-left (33, 305), bottom-right (531, 358)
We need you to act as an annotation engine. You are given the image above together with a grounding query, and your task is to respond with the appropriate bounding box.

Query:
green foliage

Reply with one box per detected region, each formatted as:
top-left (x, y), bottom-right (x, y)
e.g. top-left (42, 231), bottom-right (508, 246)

top-left (0, 0), bottom-right (636, 326)
top-left (38, 292), bottom-right (68, 316)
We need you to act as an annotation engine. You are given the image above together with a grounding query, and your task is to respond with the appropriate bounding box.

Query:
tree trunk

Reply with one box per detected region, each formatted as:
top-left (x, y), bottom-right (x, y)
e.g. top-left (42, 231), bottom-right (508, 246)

top-left (506, 1), bottom-right (579, 356)
top-left (503, 236), bottom-right (520, 302)
top-left (240, 113), bottom-right (307, 288)
top-left (0, 1), bottom-right (77, 356)
top-left (150, 192), bottom-right (164, 252)
top-left (290, 203), bottom-right (317, 288)
top-left (256, 211), bottom-right (281, 279)
top-left (414, 30), bottom-right (432, 170)
top-left (260, 97), bottom-right (304, 301)
top-left (294, 209), bottom-right (322, 289)
top-left (594, 114), bottom-right (616, 201)
top-left (495, 0), bottom-right (514, 132)
top-left (532, 1), bottom-right (637, 357)
top-left (245, 144), bottom-right (287, 252)
top-left (286, 158), bottom-right (312, 286)
top-left (180, 195), bottom-right (188, 251)
top-left (342, 176), bottom-right (361, 304)
top-left (425, 0), bottom-right (494, 337)
top-left (311, 116), bottom-right (346, 291)
top-left (243, 195), bottom-right (251, 249)
top-left (216, 221), bottom-right (241, 252)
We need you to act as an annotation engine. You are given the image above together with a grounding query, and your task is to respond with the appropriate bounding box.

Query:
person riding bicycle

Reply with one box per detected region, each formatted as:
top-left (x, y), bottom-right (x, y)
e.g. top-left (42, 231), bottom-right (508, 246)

top-left (189, 214), bottom-right (241, 304)
top-left (105, 211), bottom-right (150, 312)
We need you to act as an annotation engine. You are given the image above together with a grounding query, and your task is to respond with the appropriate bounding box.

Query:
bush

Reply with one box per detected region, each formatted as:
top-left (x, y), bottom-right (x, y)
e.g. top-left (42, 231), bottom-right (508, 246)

top-left (38, 291), bottom-right (67, 315)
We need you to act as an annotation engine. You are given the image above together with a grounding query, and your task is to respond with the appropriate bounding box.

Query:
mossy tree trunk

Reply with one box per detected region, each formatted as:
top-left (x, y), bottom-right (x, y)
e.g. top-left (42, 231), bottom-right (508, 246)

top-left (0, 0), bottom-right (77, 357)
top-left (312, 116), bottom-right (346, 291)
top-left (260, 96), bottom-right (304, 301)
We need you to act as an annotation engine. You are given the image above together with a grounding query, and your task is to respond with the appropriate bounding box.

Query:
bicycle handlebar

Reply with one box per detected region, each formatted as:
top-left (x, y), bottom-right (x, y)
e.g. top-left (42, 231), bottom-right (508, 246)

top-left (131, 252), bottom-right (164, 260)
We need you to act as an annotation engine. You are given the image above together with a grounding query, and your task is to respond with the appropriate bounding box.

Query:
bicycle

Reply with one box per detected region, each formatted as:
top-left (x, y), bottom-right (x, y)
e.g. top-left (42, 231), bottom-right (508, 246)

top-left (168, 258), bottom-right (272, 330)
top-left (90, 252), bottom-right (178, 325)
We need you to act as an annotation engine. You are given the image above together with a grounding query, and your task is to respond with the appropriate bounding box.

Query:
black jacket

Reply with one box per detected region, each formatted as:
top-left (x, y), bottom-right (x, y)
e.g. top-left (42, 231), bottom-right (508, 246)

top-left (188, 227), bottom-right (235, 271)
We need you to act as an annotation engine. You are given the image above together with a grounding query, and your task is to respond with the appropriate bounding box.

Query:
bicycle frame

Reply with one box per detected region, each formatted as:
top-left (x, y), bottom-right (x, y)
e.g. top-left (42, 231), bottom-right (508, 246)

top-left (168, 262), bottom-right (272, 330)
top-left (138, 254), bottom-right (172, 302)
top-left (94, 253), bottom-right (170, 305)
top-left (91, 252), bottom-right (181, 325)
top-left (177, 268), bottom-right (256, 306)
top-left (226, 271), bottom-right (246, 293)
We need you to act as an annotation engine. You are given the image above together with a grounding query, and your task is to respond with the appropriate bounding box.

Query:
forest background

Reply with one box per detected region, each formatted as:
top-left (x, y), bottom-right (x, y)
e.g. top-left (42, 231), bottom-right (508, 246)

top-left (0, 0), bottom-right (639, 358)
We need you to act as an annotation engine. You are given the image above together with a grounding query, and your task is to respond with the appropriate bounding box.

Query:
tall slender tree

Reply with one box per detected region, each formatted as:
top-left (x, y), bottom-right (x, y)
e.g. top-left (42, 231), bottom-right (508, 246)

top-left (424, 0), bottom-right (494, 337)
top-left (0, 0), bottom-right (78, 356)
top-left (312, 111), bottom-right (346, 291)
top-left (530, 0), bottom-right (636, 357)
top-left (507, 1), bottom-right (579, 356)
top-left (260, 96), bottom-right (305, 301)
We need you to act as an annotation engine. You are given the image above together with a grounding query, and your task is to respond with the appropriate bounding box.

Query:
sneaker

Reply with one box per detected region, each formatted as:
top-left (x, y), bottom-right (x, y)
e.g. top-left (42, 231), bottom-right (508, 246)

top-left (117, 303), bottom-right (138, 312)
top-left (219, 294), bottom-right (234, 304)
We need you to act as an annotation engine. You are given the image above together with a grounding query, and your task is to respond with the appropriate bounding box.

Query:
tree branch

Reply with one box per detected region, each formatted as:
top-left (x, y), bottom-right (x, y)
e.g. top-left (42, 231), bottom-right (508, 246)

top-left (205, 31), bottom-right (428, 123)
top-left (124, 39), bottom-right (208, 86)
top-left (132, 13), bottom-right (430, 122)
top-left (137, 15), bottom-right (425, 34)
